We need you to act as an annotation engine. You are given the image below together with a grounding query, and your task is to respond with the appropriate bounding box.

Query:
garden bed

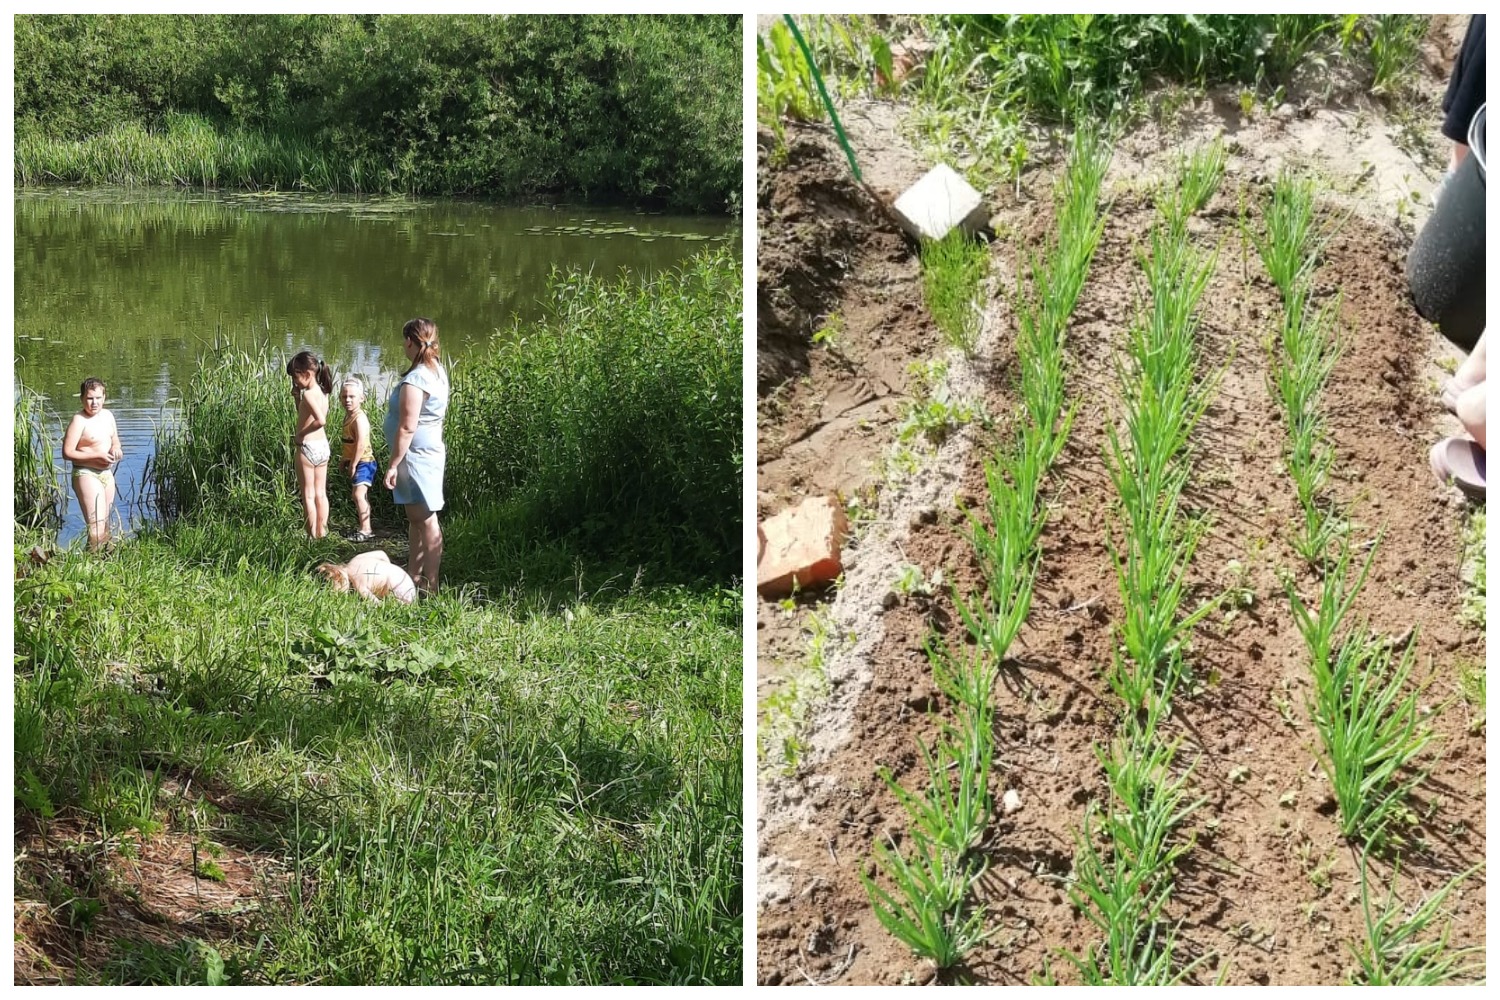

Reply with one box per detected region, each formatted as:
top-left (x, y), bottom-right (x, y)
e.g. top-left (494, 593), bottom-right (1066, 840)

top-left (757, 19), bottom-right (1483, 985)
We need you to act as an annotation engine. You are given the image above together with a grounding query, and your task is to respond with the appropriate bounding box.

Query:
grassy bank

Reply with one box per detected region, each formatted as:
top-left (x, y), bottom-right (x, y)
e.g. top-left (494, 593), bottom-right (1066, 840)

top-left (16, 14), bottom-right (741, 212)
top-left (14, 245), bottom-right (742, 983)
top-left (14, 530), bottom-right (740, 985)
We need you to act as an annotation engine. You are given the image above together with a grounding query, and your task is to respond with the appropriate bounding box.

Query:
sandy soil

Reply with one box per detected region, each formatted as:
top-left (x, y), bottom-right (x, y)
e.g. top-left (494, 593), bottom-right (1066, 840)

top-left (757, 15), bottom-right (1483, 986)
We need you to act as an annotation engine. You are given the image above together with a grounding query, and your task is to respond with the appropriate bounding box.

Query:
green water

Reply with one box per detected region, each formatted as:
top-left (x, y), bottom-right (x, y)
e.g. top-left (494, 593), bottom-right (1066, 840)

top-left (14, 187), bottom-right (737, 542)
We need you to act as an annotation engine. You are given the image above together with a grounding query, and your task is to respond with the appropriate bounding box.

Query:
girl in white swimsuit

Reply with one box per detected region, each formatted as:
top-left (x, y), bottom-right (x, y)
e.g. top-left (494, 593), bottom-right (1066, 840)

top-left (287, 351), bottom-right (334, 538)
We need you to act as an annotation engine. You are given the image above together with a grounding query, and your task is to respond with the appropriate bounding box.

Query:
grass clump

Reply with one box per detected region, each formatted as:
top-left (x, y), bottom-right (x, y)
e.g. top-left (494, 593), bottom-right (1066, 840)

top-left (15, 373), bottom-right (65, 533)
top-left (920, 229), bottom-right (990, 356)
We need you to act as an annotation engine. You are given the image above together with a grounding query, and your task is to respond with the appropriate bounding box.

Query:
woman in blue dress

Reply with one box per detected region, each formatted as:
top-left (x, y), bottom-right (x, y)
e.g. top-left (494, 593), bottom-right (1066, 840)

top-left (383, 317), bottom-right (449, 595)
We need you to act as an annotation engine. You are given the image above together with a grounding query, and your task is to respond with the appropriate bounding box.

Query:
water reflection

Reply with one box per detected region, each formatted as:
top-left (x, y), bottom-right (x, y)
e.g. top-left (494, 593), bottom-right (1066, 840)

top-left (16, 187), bottom-right (737, 544)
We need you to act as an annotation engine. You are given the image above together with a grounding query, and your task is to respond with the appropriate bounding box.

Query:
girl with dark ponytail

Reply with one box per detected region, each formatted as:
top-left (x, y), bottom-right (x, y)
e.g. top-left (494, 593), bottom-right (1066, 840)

top-left (287, 350), bottom-right (333, 537)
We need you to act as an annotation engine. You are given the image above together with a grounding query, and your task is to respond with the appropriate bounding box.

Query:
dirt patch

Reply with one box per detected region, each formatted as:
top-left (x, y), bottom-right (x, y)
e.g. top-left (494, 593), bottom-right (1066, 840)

top-left (758, 25), bottom-right (1483, 986)
top-left (14, 802), bottom-right (287, 985)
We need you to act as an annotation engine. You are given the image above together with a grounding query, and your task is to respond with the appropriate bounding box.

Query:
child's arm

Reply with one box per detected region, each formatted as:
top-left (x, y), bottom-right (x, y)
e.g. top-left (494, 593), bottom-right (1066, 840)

top-left (292, 391), bottom-right (321, 439)
top-left (107, 412), bottom-right (123, 463)
top-left (353, 412), bottom-right (372, 470)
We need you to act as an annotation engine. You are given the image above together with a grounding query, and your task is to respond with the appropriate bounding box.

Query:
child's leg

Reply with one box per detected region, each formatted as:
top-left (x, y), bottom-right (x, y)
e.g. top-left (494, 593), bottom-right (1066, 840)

top-left (102, 473), bottom-right (117, 546)
top-left (72, 473), bottom-right (105, 549)
top-left (353, 484), bottom-right (371, 535)
top-left (296, 456), bottom-right (316, 537)
top-left (314, 462), bottom-right (330, 538)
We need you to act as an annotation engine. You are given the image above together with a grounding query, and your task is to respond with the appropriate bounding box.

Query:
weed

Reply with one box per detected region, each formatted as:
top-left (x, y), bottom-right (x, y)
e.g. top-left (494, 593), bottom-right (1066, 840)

top-left (892, 563), bottom-right (935, 598)
top-left (812, 311), bottom-right (845, 352)
top-left (896, 360), bottom-right (980, 447)
top-left (1460, 508), bottom-right (1484, 627)
top-left (1458, 665), bottom-right (1484, 734)
top-left (920, 230), bottom-right (989, 357)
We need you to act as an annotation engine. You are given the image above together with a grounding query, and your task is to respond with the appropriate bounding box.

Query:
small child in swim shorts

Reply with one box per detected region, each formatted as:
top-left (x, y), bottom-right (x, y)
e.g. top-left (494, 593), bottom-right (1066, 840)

top-left (339, 376), bottom-right (377, 542)
top-left (287, 351), bottom-right (334, 538)
top-left (62, 377), bottom-right (122, 550)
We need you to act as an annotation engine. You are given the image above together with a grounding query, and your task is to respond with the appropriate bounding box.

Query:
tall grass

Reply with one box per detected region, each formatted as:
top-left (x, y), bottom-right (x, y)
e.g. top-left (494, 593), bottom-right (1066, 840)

top-left (446, 248), bottom-right (740, 579)
top-left (14, 536), bottom-right (740, 984)
top-left (16, 115), bottom-right (388, 194)
top-left (15, 374), bottom-right (64, 532)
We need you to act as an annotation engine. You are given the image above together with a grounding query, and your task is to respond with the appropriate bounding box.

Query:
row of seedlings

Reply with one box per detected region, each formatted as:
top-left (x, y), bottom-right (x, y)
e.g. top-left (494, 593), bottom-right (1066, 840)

top-left (862, 126), bottom-right (1111, 975)
top-left (1061, 141), bottom-right (1226, 985)
top-left (1258, 172), bottom-right (1478, 984)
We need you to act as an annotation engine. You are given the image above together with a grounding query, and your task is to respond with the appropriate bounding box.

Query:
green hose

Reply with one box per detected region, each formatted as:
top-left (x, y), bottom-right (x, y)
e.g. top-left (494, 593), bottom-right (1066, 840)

top-left (783, 15), bottom-right (862, 183)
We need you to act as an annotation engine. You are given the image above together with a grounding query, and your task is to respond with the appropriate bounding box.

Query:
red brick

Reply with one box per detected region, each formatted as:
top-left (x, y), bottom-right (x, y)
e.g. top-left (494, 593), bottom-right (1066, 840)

top-left (756, 495), bottom-right (849, 597)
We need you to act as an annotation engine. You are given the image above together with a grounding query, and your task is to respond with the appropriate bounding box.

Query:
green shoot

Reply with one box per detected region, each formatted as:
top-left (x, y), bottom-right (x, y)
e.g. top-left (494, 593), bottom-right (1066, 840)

top-left (1351, 857), bottom-right (1483, 984)
top-left (921, 229), bottom-right (990, 357)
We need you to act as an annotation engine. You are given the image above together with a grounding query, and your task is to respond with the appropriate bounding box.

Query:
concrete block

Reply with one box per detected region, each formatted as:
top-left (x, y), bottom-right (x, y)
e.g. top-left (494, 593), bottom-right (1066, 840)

top-left (892, 163), bottom-right (987, 242)
top-left (756, 495), bottom-right (849, 597)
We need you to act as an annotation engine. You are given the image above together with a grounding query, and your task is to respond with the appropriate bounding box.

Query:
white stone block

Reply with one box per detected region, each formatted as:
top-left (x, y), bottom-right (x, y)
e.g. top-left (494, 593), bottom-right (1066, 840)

top-left (891, 163), bottom-right (987, 241)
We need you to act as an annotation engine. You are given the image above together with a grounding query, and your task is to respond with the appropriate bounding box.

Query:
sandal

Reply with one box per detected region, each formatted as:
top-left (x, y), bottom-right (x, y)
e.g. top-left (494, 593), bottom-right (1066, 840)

top-left (1430, 436), bottom-right (1486, 501)
top-left (347, 531), bottom-right (375, 543)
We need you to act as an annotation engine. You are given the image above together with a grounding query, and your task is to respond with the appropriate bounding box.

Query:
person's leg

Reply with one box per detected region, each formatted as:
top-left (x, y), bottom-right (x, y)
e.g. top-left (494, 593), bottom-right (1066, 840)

top-left (72, 472), bottom-right (105, 549)
top-left (353, 484), bottom-right (372, 535)
top-left (296, 455), bottom-right (316, 537)
top-left (1456, 380), bottom-right (1486, 449)
top-left (1454, 329), bottom-right (1487, 390)
top-left (102, 473), bottom-right (117, 547)
top-left (314, 462), bottom-right (330, 538)
top-left (422, 511), bottom-right (443, 592)
top-left (406, 503), bottom-right (428, 590)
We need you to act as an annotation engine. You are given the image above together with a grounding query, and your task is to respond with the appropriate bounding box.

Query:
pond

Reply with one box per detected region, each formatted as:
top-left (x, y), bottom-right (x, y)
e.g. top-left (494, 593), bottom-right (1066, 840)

top-left (14, 187), bottom-right (737, 544)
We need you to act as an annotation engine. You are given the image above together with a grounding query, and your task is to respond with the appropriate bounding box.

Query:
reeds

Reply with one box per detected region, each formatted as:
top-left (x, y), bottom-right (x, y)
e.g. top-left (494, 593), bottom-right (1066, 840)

top-left (16, 115), bottom-right (388, 194)
top-left (446, 248), bottom-right (740, 578)
top-left (14, 374), bottom-right (64, 533)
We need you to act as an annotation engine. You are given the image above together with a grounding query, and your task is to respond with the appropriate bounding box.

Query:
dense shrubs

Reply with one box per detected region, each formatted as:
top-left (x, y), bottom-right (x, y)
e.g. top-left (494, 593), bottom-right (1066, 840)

top-left (15, 14), bottom-right (741, 212)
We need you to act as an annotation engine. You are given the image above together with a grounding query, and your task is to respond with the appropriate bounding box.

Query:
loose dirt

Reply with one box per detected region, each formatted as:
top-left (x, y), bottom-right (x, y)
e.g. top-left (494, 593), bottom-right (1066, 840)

top-left (14, 795), bottom-right (287, 985)
top-left (757, 17), bottom-right (1483, 986)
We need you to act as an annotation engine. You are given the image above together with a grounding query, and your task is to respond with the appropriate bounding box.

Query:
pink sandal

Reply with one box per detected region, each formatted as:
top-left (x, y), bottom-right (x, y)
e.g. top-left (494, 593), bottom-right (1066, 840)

top-left (1430, 436), bottom-right (1486, 500)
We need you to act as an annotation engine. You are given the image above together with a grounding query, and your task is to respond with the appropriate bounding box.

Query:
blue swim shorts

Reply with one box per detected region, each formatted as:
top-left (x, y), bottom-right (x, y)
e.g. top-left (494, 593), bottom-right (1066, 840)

top-left (352, 460), bottom-right (378, 487)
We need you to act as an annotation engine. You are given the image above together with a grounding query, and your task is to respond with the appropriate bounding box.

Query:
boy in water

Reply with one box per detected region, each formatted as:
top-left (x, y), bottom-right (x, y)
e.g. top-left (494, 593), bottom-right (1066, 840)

top-left (339, 376), bottom-right (377, 542)
top-left (62, 377), bottom-right (123, 550)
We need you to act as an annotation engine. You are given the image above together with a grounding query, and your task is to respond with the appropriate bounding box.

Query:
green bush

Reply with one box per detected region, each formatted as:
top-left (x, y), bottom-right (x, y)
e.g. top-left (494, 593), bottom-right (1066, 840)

top-left (15, 14), bottom-right (741, 212)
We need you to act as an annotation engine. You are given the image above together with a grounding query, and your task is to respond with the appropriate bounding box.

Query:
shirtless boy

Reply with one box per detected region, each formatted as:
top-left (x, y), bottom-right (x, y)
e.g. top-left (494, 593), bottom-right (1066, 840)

top-left (61, 377), bottom-right (123, 549)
